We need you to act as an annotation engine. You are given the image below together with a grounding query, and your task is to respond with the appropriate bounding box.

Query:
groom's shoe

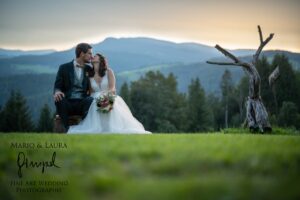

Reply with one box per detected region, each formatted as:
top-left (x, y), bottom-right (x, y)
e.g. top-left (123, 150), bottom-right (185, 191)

top-left (54, 115), bottom-right (68, 133)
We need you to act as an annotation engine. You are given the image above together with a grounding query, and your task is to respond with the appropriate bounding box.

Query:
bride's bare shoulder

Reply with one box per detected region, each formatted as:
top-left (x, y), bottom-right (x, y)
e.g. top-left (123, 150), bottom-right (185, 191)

top-left (107, 68), bottom-right (114, 73)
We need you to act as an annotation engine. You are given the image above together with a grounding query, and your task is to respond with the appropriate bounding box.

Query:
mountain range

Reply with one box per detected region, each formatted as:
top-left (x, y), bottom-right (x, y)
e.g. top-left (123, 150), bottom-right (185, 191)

top-left (0, 48), bottom-right (55, 58)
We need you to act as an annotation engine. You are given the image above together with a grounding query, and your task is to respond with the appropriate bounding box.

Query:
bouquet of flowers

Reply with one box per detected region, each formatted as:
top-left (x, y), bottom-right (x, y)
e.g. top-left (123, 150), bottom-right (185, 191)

top-left (95, 92), bottom-right (116, 113)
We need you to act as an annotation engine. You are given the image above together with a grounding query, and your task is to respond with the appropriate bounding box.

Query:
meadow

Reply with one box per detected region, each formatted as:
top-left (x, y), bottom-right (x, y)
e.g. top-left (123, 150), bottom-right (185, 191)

top-left (1, 129), bottom-right (299, 200)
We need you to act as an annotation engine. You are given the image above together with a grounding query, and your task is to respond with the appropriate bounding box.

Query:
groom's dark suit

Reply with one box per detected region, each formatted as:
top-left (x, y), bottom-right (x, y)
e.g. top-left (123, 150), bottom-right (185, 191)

top-left (54, 61), bottom-right (93, 130)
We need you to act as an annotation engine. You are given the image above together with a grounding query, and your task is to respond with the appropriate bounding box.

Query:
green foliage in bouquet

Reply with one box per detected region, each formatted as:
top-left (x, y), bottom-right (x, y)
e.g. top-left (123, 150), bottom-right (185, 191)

top-left (95, 92), bottom-right (116, 113)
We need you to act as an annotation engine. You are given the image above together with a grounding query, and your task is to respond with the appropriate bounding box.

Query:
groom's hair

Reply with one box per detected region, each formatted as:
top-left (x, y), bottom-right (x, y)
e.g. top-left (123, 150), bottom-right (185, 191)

top-left (75, 43), bottom-right (92, 58)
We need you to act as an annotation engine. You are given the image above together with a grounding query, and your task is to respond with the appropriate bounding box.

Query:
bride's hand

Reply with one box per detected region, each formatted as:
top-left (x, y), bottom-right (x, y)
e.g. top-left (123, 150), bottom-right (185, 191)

top-left (109, 89), bottom-right (116, 95)
top-left (54, 91), bottom-right (65, 102)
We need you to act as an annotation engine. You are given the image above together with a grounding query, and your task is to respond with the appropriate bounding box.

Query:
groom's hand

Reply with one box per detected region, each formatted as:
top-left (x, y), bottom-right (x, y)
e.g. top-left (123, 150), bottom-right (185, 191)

top-left (54, 91), bottom-right (65, 102)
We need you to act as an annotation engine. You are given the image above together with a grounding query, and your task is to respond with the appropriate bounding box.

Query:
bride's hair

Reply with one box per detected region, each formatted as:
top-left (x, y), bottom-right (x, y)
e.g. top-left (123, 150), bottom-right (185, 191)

top-left (90, 53), bottom-right (107, 77)
top-left (97, 53), bottom-right (107, 77)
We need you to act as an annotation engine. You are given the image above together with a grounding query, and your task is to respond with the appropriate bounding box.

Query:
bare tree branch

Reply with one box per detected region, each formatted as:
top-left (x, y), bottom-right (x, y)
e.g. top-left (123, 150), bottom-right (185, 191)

top-left (207, 44), bottom-right (252, 69)
top-left (253, 26), bottom-right (274, 64)
top-left (268, 65), bottom-right (280, 86)
top-left (215, 45), bottom-right (240, 63)
top-left (206, 61), bottom-right (240, 66)
top-left (258, 25), bottom-right (263, 43)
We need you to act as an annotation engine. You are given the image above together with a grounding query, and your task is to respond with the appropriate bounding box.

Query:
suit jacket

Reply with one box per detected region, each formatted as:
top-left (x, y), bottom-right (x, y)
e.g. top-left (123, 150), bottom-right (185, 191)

top-left (54, 61), bottom-right (92, 99)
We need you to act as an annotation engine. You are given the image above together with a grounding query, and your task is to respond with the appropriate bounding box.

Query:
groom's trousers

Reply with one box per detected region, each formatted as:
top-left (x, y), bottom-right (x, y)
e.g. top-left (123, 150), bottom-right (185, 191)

top-left (55, 97), bottom-right (93, 131)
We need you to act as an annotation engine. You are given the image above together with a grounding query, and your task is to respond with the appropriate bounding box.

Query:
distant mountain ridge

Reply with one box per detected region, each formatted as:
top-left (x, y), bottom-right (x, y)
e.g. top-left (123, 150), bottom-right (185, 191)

top-left (0, 48), bottom-right (56, 58)
top-left (1, 37), bottom-right (299, 77)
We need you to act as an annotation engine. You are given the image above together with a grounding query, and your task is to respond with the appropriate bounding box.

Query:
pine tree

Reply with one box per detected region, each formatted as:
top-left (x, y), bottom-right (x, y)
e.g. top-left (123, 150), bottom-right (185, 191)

top-left (130, 71), bottom-right (159, 131)
top-left (130, 71), bottom-right (187, 132)
top-left (256, 56), bottom-right (274, 113)
top-left (236, 76), bottom-right (249, 124)
top-left (278, 101), bottom-right (299, 128)
top-left (37, 104), bottom-right (53, 132)
top-left (296, 71), bottom-right (300, 111)
top-left (119, 82), bottom-right (131, 108)
top-left (2, 90), bottom-right (34, 132)
top-left (187, 78), bottom-right (212, 132)
top-left (272, 54), bottom-right (299, 111)
top-left (206, 93), bottom-right (223, 131)
top-left (0, 105), bottom-right (3, 131)
top-left (2, 91), bottom-right (19, 132)
top-left (162, 73), bottom-right (188, 132)
top-left (220, 69), bottom-right (234, 128)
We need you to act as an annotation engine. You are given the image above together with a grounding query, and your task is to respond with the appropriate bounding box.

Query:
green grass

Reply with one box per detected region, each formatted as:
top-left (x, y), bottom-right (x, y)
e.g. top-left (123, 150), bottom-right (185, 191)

top-left (1, 131), bottom-right (300, 200)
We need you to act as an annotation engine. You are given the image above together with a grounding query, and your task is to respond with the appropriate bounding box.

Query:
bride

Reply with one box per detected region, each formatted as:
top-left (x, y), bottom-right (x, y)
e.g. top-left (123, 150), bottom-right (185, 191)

top-left (68, 53), bottom-right (151, 134)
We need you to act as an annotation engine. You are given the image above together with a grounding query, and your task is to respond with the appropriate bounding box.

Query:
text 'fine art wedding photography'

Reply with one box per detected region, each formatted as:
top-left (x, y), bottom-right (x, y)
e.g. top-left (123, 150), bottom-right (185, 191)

top-left (0, 0), bottom-right (300, 200)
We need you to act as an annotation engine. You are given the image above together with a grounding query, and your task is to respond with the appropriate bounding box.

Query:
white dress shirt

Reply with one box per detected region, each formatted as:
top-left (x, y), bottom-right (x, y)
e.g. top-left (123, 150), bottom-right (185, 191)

top-left (73, 60), bottom-right (83, 79)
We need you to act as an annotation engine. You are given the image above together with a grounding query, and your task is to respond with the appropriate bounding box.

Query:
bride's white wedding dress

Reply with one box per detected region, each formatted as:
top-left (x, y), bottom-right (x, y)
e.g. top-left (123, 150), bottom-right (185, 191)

top-left (68, 73), bottom-right (151, 134)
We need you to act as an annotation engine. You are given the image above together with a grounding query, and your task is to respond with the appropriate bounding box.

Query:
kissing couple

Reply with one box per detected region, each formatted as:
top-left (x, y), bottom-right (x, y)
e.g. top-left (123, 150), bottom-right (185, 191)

top-left (53, 43), bottom-right (151, 134)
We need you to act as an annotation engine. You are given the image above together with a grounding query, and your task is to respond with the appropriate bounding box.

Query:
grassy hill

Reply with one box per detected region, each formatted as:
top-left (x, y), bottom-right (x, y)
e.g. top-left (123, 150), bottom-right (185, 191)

top-left (1, 130), bottom-right (299, 200)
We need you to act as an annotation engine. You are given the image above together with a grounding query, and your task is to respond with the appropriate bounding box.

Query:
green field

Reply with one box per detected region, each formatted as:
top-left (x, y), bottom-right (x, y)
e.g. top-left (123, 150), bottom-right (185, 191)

top-left (1, 130), bottom-right (300, 200)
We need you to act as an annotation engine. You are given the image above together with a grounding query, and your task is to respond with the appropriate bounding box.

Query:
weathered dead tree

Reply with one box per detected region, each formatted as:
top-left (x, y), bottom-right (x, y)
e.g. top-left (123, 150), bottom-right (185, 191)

top-left (207, 25), bottom-right (273, 133)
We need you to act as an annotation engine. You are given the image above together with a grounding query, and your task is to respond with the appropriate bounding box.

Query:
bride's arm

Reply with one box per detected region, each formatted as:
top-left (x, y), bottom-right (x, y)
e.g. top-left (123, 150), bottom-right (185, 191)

top-left (107, 68), bottom-right (116, 94)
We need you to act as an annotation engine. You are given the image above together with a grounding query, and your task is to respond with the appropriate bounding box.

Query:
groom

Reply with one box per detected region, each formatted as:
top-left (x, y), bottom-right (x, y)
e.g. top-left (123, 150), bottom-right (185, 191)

top-left (53, 43), bottom-right (94, 132)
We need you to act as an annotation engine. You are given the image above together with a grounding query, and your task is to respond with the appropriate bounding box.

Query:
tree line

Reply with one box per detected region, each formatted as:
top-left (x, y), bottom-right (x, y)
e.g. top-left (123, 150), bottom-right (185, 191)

top-left (120, 53), bottom-right (300, 132)
top-left (0, 53), bottom-right (299, 133)
top-left (0, 91), bottom-right (53, 132)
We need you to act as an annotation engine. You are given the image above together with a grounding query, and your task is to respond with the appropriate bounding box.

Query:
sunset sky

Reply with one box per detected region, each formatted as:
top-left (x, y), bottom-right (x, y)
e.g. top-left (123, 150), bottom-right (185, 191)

top-left (0, 0), bottom-right (299, 52)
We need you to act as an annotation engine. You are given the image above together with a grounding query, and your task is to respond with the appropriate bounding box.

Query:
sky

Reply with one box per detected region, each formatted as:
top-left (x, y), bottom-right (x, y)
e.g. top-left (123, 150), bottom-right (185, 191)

top-left (0, 0), bottom-right (299, 52)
